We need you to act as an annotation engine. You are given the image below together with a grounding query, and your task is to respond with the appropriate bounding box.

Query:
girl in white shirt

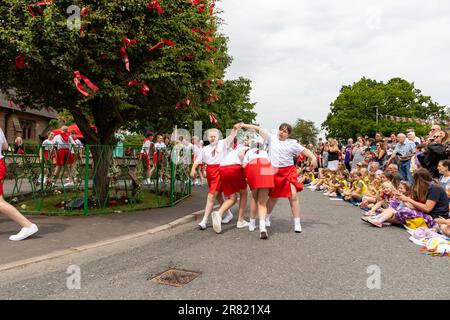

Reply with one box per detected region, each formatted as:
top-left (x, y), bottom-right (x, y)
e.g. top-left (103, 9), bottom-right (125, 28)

top-left (0, 128), bottom-right (39, 241)
top-left (242, 139), bottom-right (275, 239)
top-left (242, 123), bottom-right (318, 233)
top-left (210, 145), bottom-right (250, 234)
top-left (190, 124), bottom-right (241, 230)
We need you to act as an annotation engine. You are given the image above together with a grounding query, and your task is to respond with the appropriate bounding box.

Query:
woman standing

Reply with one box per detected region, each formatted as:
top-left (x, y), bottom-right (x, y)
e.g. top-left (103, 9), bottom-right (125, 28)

top-left (0, 128), bottom-right (38, 240)
top-left (113, 129), bottom-right (125, 158)
top-left (326, 138), bottom-right (340, 171)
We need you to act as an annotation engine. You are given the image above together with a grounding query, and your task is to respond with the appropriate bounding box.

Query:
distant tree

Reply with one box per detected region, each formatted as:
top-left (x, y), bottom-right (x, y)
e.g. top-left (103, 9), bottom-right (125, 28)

top-left (291, 119), bottom-right (319, 145)
top-left (322, 77), bottom-right (449, 140)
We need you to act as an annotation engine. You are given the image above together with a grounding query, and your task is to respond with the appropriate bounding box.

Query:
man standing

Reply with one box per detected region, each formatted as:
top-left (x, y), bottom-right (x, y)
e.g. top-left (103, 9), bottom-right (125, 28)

top-left (386, 133), bottom-right (416, 184)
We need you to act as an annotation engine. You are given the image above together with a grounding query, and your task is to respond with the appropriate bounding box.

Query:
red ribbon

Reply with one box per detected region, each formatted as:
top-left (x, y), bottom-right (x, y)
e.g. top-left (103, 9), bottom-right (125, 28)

top-left (179, 54), bottom-right (194, 61)
top-left (28, 1), bottom-right (52, 16)
top-left (128, 80), bottom-right (150, 96)
top-left (80, 7), bottom-right (88, 33)
top-left (15, 55), bottom-right (25, 69)
top-left (149, 39), bottom-right (175, 52)
top-left (73, 71), bottom-right (99, 97)
top-left (119, 38), bottom-right (137, 71)
top-left (209, 114), bottom-right (220, 127)
top-left (175, 99), bottom-right (191, 109)
top-left (147, 1), bottom-right (164, 14)
top-left (209, 0), bottom-right (215, 15)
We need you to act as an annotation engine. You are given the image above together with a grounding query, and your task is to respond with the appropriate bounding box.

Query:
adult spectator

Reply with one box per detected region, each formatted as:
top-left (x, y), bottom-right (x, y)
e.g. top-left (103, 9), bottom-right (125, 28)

top-left (406, 129), bottom-right (421, 145)
top-left (368, 162), bottom-right (383, 175)
top-left (316, 138), bottom-right (324, 168)
top-left (437, 160), bottom-right (450, 198)
top-left (394, 168), bottom-right (449, 220)
top-left (351, 139), bottom-right (366, 172)
top-left (384, 163), bottom-right (399, 174)
top-left (374, 142), bottom-right (387, 169)
top-left (326, 138), bottom-right (340, 171)
top-left (386, 133), bottom-right (416, 184)
top-left (418, 130), bottom-right (447, 178)
top-left (344, 138), bottom-right (353, 172)
top-left (374, 132), bottom-right (383, 144)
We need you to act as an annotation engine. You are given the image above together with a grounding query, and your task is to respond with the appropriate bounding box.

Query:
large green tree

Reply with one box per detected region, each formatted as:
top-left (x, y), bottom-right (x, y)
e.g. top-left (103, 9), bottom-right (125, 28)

top-left (291, 119), bottom-right (319, 145)
top-left (0, 0), bottom-right (230, 201)
top-left (322, 77), bottom-right (448, 140)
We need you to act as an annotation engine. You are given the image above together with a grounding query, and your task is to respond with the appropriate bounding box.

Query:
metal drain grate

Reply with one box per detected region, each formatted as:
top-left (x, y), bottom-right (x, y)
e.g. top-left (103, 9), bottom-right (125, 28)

top-left (150, 268), bottom-right (201, 287)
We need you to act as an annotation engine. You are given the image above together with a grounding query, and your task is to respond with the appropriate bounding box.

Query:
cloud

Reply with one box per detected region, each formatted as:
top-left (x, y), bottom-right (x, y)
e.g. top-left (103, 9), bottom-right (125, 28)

top-left (219, 0), bottom-right (450, 134)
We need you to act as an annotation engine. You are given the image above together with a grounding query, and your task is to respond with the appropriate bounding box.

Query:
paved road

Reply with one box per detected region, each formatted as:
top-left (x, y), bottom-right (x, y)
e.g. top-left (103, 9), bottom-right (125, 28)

top-left (0, 189), bottom-right (448, 300)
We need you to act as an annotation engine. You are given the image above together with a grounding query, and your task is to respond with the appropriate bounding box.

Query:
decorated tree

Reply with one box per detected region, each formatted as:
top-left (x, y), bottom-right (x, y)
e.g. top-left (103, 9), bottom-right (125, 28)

top-left (0, 0), bottom-right (231, 201)
top-left (124, 76), bottom-right (257, 135)
top-left (322, 77), bottom-right (448, 140)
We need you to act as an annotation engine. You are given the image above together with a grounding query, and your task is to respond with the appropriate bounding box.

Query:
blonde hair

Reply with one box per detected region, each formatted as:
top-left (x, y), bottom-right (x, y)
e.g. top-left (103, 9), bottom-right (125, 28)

top-left (61, 126), bottom-right (69, 132)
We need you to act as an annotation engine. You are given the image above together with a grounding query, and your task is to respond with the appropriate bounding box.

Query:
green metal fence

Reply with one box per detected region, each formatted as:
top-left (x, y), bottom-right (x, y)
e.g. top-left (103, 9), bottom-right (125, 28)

top-left (3, 144), bottom-right (192, 216)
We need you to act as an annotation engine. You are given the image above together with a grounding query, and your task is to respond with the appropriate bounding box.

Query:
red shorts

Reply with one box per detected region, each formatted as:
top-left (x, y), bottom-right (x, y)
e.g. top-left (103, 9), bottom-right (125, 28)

top-left (142, 153), bottom-right (150, 168)
top-left (206, 164), bottom-right (222, 194)
top-left (219, 164), bottom-right (247, 196)
top-left (56, 149), bottom-right (75, 166)
top-left (153, 151), bottom-right (164, 164)
top-left (269, 165), bottom-right (303, 198)
top-left (245, 159), bottom-right (275, 190)
top-left (0, 159), bottom-right (5, 197)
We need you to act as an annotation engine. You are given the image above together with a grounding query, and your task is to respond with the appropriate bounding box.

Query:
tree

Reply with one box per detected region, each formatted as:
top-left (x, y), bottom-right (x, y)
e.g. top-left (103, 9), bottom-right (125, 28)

top-left (123, 77), bottom-right (257, 135)
top-left (321, 77), bottom-right (449, 140)
top-left (291, 119), bottom-right (319, 145)
top-left (0, 0), bottom-right (230, 202)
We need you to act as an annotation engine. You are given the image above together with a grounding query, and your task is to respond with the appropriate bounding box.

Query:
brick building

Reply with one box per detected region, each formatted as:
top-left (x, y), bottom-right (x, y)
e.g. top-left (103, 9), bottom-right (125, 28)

top-left (0, 92), bottom-right (57, 143)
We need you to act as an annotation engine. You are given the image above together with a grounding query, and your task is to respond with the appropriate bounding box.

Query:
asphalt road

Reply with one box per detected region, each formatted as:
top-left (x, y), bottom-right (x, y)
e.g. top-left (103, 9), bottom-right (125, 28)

top-left (0, 189), bottom-right (448, 300)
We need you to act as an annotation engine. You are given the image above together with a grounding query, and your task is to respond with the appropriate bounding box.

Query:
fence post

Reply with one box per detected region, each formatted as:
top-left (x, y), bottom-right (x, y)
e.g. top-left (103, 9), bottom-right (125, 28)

top-left (84, 144), bottom-right (90, 216)
top-left (170, 154), bottom-right (175, 206)
top-left (37, 146), bottom-right (45, 212)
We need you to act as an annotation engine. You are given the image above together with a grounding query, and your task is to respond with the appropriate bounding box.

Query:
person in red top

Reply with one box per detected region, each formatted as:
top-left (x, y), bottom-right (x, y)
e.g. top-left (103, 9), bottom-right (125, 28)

top-left (52, 126), bottom-right (76, 187)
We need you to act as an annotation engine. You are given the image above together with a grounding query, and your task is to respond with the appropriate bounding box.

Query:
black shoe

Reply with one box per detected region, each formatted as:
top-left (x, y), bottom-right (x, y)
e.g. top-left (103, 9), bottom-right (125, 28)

top-left (260, 230), bottom-right (268, 239)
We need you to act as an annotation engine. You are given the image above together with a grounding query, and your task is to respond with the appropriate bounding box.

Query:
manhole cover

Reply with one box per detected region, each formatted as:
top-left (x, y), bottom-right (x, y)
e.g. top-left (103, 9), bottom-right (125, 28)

top-left (150, 268), bottom-right (201, 287)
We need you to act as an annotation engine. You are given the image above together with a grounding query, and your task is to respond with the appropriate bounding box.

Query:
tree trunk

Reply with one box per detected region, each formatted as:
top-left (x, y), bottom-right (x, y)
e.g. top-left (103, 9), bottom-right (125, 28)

top-left (71, 99), bottom-right (122, 206)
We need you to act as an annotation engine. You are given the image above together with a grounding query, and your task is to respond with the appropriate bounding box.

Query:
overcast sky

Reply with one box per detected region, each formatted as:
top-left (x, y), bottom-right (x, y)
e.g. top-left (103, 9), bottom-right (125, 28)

top-left (219, 0), bottom-right (450, 134)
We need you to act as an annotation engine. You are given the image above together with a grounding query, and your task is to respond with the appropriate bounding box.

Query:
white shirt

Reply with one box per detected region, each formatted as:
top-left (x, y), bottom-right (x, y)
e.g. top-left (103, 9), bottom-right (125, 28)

top-left (243, 148), bottom-right (270, 164)
top-left (154, 142), bottom-right (167, 150)
top-left (193, 144), bottom-right (202, 161)
top-left (42, 139), bottom-right (54, 151)
top-left (0, 128), bottom-right (6, 160)
top-left (53, 134), bottom-right (75, 150)
top-left (141, 139), bottom-right (153, 154)
top-left (220, 146), bottom-right (249, 166)
top-left (195, 139), bottom-right (231, 165)
top-left (266, 134), bottom-right (305, 168)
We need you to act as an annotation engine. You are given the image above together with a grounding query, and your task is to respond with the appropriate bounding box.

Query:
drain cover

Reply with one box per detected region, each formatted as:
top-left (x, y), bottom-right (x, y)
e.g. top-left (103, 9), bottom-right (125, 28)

top-left (150, 268), bottom-right (201, 287)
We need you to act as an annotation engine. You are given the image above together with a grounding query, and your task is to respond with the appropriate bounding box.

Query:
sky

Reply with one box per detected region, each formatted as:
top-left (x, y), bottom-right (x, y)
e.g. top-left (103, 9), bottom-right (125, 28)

top-left (218, 0), bottom-right (450, 135)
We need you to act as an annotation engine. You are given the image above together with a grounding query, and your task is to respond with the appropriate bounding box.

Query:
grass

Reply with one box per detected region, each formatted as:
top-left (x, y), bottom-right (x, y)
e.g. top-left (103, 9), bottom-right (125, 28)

top-left (16, 190), bottom-right (173, 216)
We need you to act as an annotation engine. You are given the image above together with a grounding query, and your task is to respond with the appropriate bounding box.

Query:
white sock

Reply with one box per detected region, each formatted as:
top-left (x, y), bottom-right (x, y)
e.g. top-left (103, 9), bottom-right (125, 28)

top-left (294, 218), bottom-right (301, 226)
top-left (265, 215), bottom-right (271, 222)
top-left (259, 220), bottom-right (266, 232)
top-left (250, 219), bottom-right (256, 227)
top-left (201, 217), bottom-right (208, 224)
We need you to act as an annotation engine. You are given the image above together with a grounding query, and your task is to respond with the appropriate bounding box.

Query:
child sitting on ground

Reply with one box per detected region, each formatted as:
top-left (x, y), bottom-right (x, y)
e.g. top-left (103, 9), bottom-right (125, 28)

top-left (362, 181), bottom-right (395, 218)
top-left (343, 171), bottom-right (369, 203)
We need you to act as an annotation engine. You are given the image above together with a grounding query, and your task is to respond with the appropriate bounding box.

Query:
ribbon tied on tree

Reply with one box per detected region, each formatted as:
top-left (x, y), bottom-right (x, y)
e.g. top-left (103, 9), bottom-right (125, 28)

top-left (73, 71), bottom-right (99, 97)
top-left (147, 1), bottom-right (164, 14)
top-left (128, 80), bottom-right (150, 96)
top-left (27, 0), bottom-right (53, 16)
top-left (119, 38), bottom-right (137, 71)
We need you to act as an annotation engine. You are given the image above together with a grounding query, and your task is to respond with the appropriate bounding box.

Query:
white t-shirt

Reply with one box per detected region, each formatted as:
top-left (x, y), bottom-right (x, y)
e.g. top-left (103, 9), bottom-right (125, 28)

top-left (220, 146), bottom-right (249, 167)
top-left (154, 142), bottom-right (167, 150)
top-left (439, 176), bottom-right (450, 194)
top-left (53, 134), bottom-right (75, 150)
top-left (0, 128), bottom-right (6, 160)
top-left (243, 148), bottom-right (270, 164)
top-left (193, 144), bottom-right (202, 161)
top-left (42, 139), bottom-right (54, 151)
top-left (195, 139), bottom-right (231, 165)
top-left (141, 139), bottom-right (153, 154)
top-left (266, 134), bottom-right (305, 168)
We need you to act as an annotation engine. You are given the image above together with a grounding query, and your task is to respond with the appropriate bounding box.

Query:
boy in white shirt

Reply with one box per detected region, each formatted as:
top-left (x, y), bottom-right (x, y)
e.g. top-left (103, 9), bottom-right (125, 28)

top-left (242, 123), bottom-right (317, 233)
top-left (0, 128), bottom-right (39, 241)
top-left (190, 123), bottom-right (241, 230)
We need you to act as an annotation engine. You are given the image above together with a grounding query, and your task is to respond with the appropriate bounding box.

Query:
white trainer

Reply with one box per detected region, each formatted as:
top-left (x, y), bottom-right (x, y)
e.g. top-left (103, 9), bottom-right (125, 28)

top-left (222, 211), bottom-right (233, 224)
top-left (198, 220), bottom-right (207, 230)
top-left (64, 181), bottom-right (74, 187)
top-left (265, 216), bottom-right (271, 228)
top-left (9, 224), bottom-right (39, 241)
top-left (237, 220), bottom-right (250, 229)
top-left (294, 223), bottom-right (302, 233)
top-left (212, 211), bottom-right (222, 234)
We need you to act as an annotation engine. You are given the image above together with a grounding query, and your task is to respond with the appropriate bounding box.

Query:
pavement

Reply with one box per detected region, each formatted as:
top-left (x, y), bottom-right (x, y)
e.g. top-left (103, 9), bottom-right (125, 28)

top-left (0, 185), bottom-right (208, 266)
top-left (0, 188), bottom-right (448, 300)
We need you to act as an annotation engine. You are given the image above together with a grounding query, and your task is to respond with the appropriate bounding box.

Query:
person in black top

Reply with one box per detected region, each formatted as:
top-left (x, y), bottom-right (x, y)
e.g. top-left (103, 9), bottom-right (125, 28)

top-left (418, 130), bottom-right (447, 178)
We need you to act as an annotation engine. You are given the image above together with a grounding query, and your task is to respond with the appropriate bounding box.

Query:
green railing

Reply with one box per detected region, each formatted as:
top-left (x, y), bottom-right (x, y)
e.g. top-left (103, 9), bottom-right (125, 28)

top-left (3, 144), bottom-right (191, 216)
